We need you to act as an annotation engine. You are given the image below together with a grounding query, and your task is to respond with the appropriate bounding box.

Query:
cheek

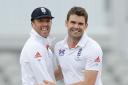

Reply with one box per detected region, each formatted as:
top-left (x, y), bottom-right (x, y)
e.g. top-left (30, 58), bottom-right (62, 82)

top-left (80, 25), bottom-right (86, 30)
top-left (49, 24), bottom-right (52, 29)
top-left (68, 27), bottom-right (72, 33)
top-left (32, 23), bottom-right (35, 28)
top-left (67, 24), bottom-right (72, 30)
top-left (33, 23), bottom-right (40, 28)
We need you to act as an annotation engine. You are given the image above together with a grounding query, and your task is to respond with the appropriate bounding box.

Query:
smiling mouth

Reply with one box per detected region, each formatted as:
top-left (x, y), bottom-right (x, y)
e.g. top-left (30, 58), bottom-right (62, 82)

top-left (71, 29), bottom-right (81, 33)
top-left (41, 27), bottom-right (49, 31)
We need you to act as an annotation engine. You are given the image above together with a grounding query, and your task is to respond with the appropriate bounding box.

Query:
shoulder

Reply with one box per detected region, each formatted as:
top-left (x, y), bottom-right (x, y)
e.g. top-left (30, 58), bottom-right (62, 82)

top-left (24, 37), bottom-right (45, 50)
top-left (54, 40), bottom-right (65, 49)
top-left (86, 37), bottom-right (103, 56)
top-left (20, 38), bottom-right (46, 61)
top-left (87, 37), bottom-right (102, 49)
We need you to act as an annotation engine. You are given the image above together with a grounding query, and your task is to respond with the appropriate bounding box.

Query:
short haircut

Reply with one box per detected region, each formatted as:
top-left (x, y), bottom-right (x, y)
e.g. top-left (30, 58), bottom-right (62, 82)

top-left (66, 6), bottom-right (88, 23)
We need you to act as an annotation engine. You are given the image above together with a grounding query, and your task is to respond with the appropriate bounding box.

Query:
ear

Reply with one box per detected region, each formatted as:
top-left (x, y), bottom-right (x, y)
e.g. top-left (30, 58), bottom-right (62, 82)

top-left (31, 22), bottom-right (34, 28)
top-left (65, 20), bottom-right (68, 27)
top-left (84, 23), bottom-right (88, 31)
top-left (85, 23), bottom-right (88, 28)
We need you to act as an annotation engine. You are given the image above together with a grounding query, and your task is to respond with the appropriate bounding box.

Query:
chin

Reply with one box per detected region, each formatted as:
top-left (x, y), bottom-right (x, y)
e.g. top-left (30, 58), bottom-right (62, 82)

top-left (74, 34), bottom-right (82, 38)
top-left (41, 35), bottom-right (48, 38)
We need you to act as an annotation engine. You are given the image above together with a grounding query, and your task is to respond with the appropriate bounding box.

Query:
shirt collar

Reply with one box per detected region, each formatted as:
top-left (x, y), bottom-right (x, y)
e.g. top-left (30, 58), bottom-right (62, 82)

top-left (63, 35), bottom-right (69, 48)
top-left (30, 29), bottom-right (48, 44)
top-left (62, 33), bottom-right (88, 49)
top-left (77, 33), bottom-right (88, 47)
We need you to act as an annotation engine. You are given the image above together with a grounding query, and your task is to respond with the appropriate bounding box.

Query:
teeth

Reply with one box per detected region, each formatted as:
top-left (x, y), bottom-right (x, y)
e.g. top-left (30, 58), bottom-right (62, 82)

top-left (42, 29), bottom-right (47, 31)
top-left (72, 29), bottom-right (79, 32)
top-left (41, 27), bottom-right (48, 31)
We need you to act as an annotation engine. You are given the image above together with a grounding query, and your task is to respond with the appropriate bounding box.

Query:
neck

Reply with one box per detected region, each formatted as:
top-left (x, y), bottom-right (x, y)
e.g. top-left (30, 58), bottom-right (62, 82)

top-left (67, 37), bottom-right (81, 48)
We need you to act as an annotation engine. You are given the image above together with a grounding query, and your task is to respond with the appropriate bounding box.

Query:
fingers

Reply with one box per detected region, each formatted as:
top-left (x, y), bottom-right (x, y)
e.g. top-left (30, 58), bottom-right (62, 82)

top-left (43, 80), bottom-right (56, 85)
top-left (43, 80), bottom-right (49, 84)
top-left (37, 83), bottom-right (47, 85)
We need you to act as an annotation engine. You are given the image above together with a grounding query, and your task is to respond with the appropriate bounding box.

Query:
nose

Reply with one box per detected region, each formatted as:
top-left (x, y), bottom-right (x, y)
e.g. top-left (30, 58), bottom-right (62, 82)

top-left (40, 22), bottom-right (48, 29)
top-left (73, 23), bottom-right (79, 29)
top-left (42, 21), bottom-right (48, 26)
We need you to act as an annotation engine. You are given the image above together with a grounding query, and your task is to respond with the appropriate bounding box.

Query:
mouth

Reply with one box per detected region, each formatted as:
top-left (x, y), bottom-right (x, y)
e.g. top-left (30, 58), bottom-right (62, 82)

top-left (41, 27), bottom-right (49, 32)
top-left (71, 28), bottom-right (81, 33)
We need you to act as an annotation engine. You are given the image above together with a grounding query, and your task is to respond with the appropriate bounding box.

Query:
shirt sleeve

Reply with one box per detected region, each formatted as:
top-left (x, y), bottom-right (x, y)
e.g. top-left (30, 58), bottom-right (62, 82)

top-left (85, 46), bottom-right (103, 71)
top-left (20, 61), bottom-right (36, 85)
top-left (28, 58), bottom-right (54, 83)
top-left (21, 44), bottom-right (54, 85)
top-left (27, 45), bottom-right (54, 84)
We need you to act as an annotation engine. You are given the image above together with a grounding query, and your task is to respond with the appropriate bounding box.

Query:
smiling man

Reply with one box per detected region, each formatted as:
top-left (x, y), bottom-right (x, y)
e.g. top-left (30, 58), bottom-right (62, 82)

top-left (54, 6), bottom-right (103, 85)
top-left (20, 7), bottom-right (56, 85)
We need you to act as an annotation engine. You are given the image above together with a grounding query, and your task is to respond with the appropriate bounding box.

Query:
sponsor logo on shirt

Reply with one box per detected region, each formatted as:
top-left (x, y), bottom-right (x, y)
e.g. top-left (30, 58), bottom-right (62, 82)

top-left (35, 52), bottom-right (42, 61)
top-left (59, 49), bottom-right (65, 56)
top-left (95, 56), bottom-right (100, 62)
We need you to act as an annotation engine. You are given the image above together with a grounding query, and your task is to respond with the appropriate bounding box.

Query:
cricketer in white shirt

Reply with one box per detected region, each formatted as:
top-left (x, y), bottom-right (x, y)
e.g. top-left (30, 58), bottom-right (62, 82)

top-left (20, 29), bottom-right (55, 85)
top-left (54, 33), bottom-right (103, 85)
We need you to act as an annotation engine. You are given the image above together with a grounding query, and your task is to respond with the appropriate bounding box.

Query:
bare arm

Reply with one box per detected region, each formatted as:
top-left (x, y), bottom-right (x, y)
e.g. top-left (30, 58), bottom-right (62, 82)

top-left (71, 70), bottom-right (98, 85)
top-left (38, 66), bottom-right (62, 85)
top-left (54, 65), bottom-right (63, 80)
top-left (84, 70), bottom-right (98, 85)
top-left (36, 80), bottom-right (56, 85)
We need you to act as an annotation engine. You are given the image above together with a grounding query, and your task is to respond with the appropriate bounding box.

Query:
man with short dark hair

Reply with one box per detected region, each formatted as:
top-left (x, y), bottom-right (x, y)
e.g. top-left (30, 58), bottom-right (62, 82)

top-left (20, 7), bottom-right (56, 85)
top-left (54, 6), bottom-right (103, 85)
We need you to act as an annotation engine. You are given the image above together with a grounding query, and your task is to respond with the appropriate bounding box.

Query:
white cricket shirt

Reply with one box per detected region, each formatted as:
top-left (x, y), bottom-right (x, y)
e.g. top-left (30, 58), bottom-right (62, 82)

top-left (54, 33), bottom-right (103, 85)
top-left (20, 29), bottom-right (55, 85)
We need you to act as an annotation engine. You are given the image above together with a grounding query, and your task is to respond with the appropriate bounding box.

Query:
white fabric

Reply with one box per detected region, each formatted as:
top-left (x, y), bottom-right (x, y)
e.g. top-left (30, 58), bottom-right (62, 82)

top-left (20, 29), bottom-right (55, 85)
top-left (54, 33), bottom-right (103, 85)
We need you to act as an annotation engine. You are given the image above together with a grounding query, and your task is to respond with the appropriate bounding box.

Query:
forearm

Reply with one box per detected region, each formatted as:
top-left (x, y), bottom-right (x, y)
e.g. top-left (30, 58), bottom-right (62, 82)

top-left (71, 81), bottom-right (85, 85)
top-left (54, 66), bottom-right (63, 80)
top-left (84, 70), bottom-right (98, 85)
top-left (54, 71), bottom-right (63, 80)
top-left (37, 80), bottom-right (56, 85)
top-left (71, 70), bottom-right (98, 85)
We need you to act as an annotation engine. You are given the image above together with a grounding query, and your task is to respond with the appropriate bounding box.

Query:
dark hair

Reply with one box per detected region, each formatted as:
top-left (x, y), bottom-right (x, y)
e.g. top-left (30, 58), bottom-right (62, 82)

top-left (67, 6), bottom-right (88, 23)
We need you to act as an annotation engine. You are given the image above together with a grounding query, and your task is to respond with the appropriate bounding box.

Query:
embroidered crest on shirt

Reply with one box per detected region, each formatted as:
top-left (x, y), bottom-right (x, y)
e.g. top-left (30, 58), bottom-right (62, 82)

top-left (77, 48), bottom-right (82, 56)
top-left (95, 56), bottom-right (100, 62)
top-left (35, 52), bottom-right (42, 61)
top-left (59, 49), bottom-right (65, 56)
top-left (75, 48), bottom-right (82, 61)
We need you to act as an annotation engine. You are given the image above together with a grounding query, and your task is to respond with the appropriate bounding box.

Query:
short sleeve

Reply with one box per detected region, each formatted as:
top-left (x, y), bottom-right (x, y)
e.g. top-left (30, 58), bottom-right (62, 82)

top-left (85, 46), bottom-right (103, 71)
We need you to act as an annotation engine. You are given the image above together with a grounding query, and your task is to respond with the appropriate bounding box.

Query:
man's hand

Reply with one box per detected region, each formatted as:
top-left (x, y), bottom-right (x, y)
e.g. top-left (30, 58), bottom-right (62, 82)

top-left (36, 80), bottom-right (56, 85)
top-left (71, 81), bottom-right (85, 85)
top-left (36, 84), bottom-right (43, 85)
top-left (54, 65), bottom-right (63, 80)
top-left (71, 70), bottom-right (98, 85)
top-left (43, 80), bottom-right (56, 85)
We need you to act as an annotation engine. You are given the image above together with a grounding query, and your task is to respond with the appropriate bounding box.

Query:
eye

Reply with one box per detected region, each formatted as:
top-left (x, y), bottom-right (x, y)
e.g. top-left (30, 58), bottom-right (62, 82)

top-left (78, 22), bottom-right (84, 26)
top-left (46, 19), bottom-right (51, 23)
top-left (70, 21), bottom-right (76, 24)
